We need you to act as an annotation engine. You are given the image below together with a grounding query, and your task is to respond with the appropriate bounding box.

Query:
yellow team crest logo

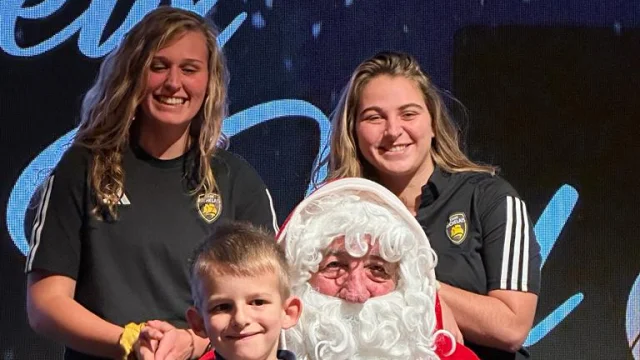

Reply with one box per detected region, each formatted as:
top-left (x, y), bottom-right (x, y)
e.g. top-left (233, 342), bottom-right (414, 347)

top-left (446, 212), bottom-right (467, 245)
top-left (197, 193), bottom-right (222, 223)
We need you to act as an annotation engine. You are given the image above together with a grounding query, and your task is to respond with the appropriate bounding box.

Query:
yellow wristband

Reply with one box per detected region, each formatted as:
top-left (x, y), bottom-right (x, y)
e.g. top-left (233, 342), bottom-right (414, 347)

top-left (119, 322), bottom-right (146, 360)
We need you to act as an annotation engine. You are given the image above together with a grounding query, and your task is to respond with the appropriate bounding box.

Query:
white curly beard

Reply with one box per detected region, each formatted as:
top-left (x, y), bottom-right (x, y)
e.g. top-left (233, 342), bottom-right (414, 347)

top-left (285, 284), bottom-right (441, 360)
top-left (280, 190), bottom-right (449, 359)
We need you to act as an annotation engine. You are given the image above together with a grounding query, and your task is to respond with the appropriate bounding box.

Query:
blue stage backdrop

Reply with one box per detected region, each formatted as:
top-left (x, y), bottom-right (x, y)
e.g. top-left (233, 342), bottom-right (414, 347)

top-left (1, 1), bottom-right (639, 358)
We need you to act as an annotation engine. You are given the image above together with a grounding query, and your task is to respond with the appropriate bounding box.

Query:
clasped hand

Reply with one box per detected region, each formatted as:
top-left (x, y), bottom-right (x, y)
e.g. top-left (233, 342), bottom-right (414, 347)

top-left (134, 320), bottom-right (195, 360)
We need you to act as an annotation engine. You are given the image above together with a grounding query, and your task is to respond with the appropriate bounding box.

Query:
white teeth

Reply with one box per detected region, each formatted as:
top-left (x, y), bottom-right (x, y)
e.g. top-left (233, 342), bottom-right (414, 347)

top-left (388, 145), bottom-right (408, 152)
top-left (157, 96), bottom-right (185, 105)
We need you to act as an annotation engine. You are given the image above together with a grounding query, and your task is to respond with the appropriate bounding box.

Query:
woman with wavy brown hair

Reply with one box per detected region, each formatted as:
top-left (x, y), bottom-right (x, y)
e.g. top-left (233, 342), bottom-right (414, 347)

top-left (25, 7), bottom-right (277, 360)
top-left (316, 51), bottom-right (541, 359)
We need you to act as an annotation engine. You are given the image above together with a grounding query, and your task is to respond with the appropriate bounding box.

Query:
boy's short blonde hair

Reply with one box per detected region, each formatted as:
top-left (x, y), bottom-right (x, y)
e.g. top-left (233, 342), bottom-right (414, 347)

top-left (189, 221), bottom-right (291, 309)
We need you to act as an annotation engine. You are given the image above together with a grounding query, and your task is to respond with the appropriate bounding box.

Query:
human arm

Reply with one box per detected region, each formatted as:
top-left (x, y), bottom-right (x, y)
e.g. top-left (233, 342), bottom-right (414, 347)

top-left (439, 295), bottom-right (464, 344)
top-left (439, 179), bottom-right (541, 352)
top-left (27, 272), bottom-right (126, 358)
top-left (438, 283), bottom-right (537, 352)
top-left (24, 149), bottom-right (131, 358)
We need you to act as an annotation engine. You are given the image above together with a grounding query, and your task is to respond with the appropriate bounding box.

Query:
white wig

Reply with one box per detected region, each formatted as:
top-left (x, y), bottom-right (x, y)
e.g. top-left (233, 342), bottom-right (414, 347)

top-left (277, 178), bottom-right (444, 359)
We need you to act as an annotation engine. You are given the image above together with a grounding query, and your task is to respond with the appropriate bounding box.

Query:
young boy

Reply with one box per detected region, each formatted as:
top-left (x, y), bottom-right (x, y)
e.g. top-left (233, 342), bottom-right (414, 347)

top-left (186, 221), bottom-right (302, 360)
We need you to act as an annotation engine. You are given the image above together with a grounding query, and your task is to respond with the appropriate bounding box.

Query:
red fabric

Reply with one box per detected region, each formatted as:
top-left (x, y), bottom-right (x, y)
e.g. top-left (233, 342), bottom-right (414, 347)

top-left (198, 351), bottom-right (215, 360)
top-left (436, 293), bottom-right (444, 328)
top-left (434, 294), bottom-right (480, 360)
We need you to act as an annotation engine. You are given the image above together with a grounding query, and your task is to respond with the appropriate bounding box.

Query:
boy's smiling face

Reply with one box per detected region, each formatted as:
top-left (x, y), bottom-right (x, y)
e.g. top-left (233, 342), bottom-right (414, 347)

top-left (187, 271), bottom-right (301, 360)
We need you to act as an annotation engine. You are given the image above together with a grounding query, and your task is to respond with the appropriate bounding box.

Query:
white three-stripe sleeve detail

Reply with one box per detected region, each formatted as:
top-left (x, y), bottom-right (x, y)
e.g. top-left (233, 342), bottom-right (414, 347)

top-left (265, 189), bottom-right (279, 233)
top-left (511, 197), bottom-right (523, 290)
top-left (28, 178), bottom-right (48, 251)
top-left (26, 184), bottom-right (46, 270)
top-left (500, 196), bottom-right (514, 289)
top-left (521, 201), bottom-right (530, 292)
top-left (26, 175), bottom-right (55, 272)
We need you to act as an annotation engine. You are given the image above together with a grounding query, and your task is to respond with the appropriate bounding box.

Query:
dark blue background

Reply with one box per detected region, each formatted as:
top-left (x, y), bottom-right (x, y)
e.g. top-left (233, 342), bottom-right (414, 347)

top-left (1, 1), bottom-right (639, 358)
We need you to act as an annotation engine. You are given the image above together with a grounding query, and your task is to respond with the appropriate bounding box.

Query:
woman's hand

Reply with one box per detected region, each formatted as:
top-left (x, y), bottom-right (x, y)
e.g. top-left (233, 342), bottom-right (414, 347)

top-left (142, 320), bottom-right (195, 360)
top-left (135, 325), bottom-right (163, 360)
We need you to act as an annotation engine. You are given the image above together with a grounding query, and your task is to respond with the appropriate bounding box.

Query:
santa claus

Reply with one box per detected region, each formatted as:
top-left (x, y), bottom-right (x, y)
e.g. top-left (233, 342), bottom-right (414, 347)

top-left (276, 178), bottom-right (479, 360)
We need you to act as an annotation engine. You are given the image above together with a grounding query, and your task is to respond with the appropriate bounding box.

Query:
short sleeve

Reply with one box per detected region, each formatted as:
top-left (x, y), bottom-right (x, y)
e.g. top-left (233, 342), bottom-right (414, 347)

top-left (24, 146), bottom-right (88, 279)
top-left (478, 177), bottom-right (541, 294)
top-left (228, 153), bottom-right (279, 234)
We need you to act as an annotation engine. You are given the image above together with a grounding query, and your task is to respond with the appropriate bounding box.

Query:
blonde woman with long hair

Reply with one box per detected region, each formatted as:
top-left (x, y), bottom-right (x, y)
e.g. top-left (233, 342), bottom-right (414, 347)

top-left (316, 51), bottom-right (541, 359)
top-left (25, 7), bottom-right (277, 360)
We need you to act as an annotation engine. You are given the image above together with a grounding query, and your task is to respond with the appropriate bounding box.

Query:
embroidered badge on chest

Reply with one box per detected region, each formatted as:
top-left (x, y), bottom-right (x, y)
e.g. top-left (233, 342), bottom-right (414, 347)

top-left (446, 212), bottom-right (467, 245)
top-left (197, 193), bottom-right (222, 223)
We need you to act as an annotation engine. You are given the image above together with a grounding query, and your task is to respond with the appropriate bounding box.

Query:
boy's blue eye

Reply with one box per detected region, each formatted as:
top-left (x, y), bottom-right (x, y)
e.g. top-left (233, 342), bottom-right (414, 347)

top-left (252, 299), bottom-right (267, 306)
top-left (211, 303), bottom-right (232, 313)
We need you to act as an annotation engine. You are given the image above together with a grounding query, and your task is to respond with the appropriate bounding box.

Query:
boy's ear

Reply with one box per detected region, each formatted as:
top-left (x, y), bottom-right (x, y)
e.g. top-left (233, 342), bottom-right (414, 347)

top-left (186, 306), bottom-right (208, 339)
top-left (281, 295), bottom-right (303, 330)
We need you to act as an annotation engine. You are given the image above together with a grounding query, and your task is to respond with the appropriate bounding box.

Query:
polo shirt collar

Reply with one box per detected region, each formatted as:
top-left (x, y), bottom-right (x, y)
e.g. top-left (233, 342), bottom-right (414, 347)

top-left (420, 166), bottom-right (451, 207)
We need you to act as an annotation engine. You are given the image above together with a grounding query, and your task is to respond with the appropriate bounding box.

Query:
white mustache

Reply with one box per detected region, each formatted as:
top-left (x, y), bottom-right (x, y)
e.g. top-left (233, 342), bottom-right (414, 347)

top-left (285, 285), bottom-right (443, 360)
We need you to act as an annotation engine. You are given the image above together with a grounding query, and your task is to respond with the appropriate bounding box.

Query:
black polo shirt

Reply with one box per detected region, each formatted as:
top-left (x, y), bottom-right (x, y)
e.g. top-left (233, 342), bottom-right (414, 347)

top-left (416, 167), bottom-right (541, 359)
top-left (25, 144), bottom-right (277, 360)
